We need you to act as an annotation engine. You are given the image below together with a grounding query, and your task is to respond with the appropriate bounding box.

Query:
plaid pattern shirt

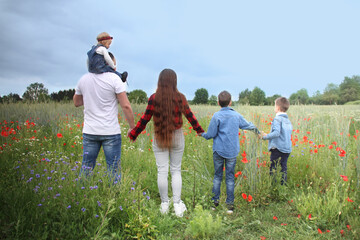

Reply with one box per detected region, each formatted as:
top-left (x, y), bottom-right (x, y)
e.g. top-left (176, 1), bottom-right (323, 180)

top-left (129, 93), bottom-right (204, 140)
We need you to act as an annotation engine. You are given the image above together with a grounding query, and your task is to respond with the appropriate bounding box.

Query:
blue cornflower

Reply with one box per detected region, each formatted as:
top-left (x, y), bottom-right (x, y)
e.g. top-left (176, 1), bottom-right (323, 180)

top-left (119, 206), bottom-right (123, 211)
top-left (27, 177), bottom-right (33, 183)
top-left (131, 187), bottom-right (135, 191)
top-left (95, 214), bottom-right (99, 218)
top-left (97, 201), bottom-right (102, 207)
top-left (38, 204), bottom-right (42, 207)
top-left (67, 205), bottom-right (71, 209)
top-left (143, 192), bottom-right (146, 196)
top-left (146, 196), bottom-right (150, 200)
top-left (47, 177), bottom-right (51, 180)
top-left (48, 187), bottom-right (53, 191)
top-left (81, 208), bottom-right (86, 212)
top-left (36, 174), bottom-right (40, 178)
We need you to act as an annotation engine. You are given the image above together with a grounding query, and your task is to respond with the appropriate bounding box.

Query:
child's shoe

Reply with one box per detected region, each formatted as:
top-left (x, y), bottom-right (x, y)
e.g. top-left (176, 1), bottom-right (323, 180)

top-left (211, 201), bottom-right (219, 211)
top-left (121, 71), bottom-right (128, 82)
top-left (174, 200), bottom-right (187, 217)
top-left (160, 201), bottom-right (170, 214)
top-left (226, 204), bottom-right (234, 214)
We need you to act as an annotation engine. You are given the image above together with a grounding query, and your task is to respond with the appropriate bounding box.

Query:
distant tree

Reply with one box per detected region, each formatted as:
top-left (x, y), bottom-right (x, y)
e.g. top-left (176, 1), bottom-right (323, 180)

top-left (1, 93), bottom-right (22, 103)
top-left (51, 89), bottom-right (75, 102)
top-left (322, 83), bottom-right (340, 105)
top-left (339, 75), bottom-right (360, 104)
top-left (128, 89), bottom-right (147, 104)
top-left (265, 94), bottom-right (281, 105)
top-left (238, 88), bottom-right (251, 105)
top-left (208, 95), bottom-right (217, 105)
top-left (310, 90), bottom-right (324, 105)
top-left (289, 88), bottom-right (309, 105)
top-left (249, 87), bottom-right (266, 106)
top-left (193, 88), bottom-right (208, 104)
top-left (22, 82), bottom-right (49, 102)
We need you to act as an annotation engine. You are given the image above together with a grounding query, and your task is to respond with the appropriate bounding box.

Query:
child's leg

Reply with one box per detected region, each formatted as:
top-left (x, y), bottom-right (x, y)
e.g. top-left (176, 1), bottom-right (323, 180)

top-left (279, 152), bottom-right (290, 185)
top-left (224, 157), bottom-right (237, 204)
top-left (212, 152), bottom-right (224, 203)
top-left (270, 149), bottom-right (281, 183)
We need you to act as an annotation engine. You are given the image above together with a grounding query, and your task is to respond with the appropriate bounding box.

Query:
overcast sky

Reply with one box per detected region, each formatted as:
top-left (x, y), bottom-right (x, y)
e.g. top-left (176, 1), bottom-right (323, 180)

top-left (0, 0), bottom-right (359, 100)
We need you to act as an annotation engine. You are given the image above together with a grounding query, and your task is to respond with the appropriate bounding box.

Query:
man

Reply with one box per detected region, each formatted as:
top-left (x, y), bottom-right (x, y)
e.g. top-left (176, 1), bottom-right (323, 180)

top-left (73, 53), bottom-right (135, 182)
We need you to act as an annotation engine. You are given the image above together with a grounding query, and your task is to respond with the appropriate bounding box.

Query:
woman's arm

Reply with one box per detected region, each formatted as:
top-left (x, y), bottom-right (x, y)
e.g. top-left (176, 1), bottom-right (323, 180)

top-left (129, 94), bottom-right (155, 141)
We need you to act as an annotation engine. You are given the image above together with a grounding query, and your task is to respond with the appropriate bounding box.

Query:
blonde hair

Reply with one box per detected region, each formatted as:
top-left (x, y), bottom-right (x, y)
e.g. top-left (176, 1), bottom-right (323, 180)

top-left (96, 32), bottom-right (112, 45)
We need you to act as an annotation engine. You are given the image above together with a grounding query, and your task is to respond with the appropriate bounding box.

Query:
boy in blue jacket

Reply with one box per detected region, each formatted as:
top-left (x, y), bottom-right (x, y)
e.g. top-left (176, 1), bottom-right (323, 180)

top-left (201, 91), bottom-right (260, 214)
top-left (262, 97), bottom-right (293, 185)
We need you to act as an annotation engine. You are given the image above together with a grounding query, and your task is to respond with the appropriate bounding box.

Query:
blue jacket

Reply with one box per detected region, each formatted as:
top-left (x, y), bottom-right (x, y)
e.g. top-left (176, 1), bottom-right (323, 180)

top-left (202, 107), bottom-right (260, 158)
top-left (263, 113), bottom-right (292, 153)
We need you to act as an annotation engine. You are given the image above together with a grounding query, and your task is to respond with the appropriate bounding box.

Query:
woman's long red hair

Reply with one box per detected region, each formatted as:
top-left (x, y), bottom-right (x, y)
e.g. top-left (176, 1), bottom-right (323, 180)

top-left (153, 69), bottom-right (185, 148)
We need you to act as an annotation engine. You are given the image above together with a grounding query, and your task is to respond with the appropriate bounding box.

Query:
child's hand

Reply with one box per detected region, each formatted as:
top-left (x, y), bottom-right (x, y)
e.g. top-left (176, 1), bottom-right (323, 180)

top-left (261, 131), bottom-right (267, 138)
top-left (197, 132), bottom-right (203, 136)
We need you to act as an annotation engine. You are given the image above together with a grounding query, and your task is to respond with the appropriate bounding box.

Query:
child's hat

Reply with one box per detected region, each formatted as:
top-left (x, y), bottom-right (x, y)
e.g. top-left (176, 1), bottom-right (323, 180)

top-left (97, 32), bottom-right (113, 41)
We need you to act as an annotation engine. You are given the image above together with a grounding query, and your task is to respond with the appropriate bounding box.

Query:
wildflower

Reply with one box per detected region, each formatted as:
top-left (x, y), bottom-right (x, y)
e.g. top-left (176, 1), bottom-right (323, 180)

top-left (347, 197), bottom-right (354, 202)
top-left (281, 223), bottom-right (287, 226)
top-left (242, 193), bottom-right (247, 199)
top-left (235, 171), bottom-right (242, 178)
top-left (273, 216), bottom-right (278, 220)
top-left (318, 229), bottom-right (323, 234)
top-left (95, 214), bottom-right (99, 218)
top-left (339, 150), bottom-right (346, 157)
top-left (48, 187), bottom-right (53, 191)
top-left (247, 195), bottom-right (253, 202)
top-left (260, 237), bottom-right (266, 240)
top-left (146, 196), bottom-right (150, 200)
top-left (308, 214), bottom-right (312, 220)
top-left (143, 192), bottom-right (146, 195)
top-left (328, 145), bottom-right (333, 149)
top-left (340, 230), bottom-right (344, 235)
top-left (38, 204), bottom-right (42, 207)
top-left (131, 187), bottom-right (135, 191)
top-left (347, 225), bottom-right (351, 231)
top-left (81, 208), bottom-right (86, 212)
top-left (241, 157), bottom-right (249, 163)
top-left (119, 206), bottom-right (123, 211)
top-left (67, 205), bottom-right (71, 209)
top-left (97, 201), bottom-right (102, 207)
top-left (340, 175), bottom-right (348, 181)
top-left (57, 133), bottom-right (63, 138)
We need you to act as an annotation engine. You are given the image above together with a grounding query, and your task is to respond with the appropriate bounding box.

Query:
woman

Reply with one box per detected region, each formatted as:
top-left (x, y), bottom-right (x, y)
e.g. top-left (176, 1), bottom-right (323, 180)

top-left (129, 69), bottom-right (204, 217)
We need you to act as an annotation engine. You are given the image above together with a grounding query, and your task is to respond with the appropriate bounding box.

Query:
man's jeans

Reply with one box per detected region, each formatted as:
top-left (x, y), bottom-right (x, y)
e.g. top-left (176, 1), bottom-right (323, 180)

top-left (212, 151), bottom-right (237, 204)
top-left (270, 148), bottom-right (290, 185)
top-left (80, 133), bottom-right (122, 182)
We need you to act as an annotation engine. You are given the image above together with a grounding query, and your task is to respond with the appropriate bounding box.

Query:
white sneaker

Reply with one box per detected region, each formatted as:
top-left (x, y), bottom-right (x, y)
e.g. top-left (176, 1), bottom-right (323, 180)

top-left (174, 200), bottom-right (187, 217)
top-left (160, 201), bottom-right (169, 214)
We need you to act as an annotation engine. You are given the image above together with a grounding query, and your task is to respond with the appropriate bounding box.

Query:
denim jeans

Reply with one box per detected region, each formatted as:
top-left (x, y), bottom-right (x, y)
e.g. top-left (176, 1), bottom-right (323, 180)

top-left (212, 151), bottom-right (237, 204)
top-left (80, 133), bottom-right (122, 182)
top-left (270, 148), bottom-right (290, 185)
top-left (153, 129), bottom-right (185, 204)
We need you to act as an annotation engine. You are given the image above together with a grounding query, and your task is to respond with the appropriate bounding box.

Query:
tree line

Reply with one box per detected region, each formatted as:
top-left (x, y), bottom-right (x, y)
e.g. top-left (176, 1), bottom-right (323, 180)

top-left (1, 75), bottom-right (359, 105)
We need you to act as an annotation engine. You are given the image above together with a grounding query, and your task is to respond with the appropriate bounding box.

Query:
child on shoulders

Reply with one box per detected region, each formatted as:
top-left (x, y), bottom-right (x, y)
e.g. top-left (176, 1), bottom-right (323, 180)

top-left (87, 32), bottom-right (128, 82)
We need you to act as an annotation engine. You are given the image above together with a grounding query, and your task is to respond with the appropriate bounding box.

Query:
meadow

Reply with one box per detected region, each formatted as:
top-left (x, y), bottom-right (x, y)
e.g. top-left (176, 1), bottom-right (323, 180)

top-left (0, 103), bottom-right (359, 239)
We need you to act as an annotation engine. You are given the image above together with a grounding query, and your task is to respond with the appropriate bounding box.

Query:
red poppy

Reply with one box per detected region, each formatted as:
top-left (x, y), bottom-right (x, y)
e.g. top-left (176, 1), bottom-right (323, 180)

top-left (57, 133), bottom-right (63, 138)
top-left (340, 229), bottom-right (344, 235)
top-left (347, 197), bottom-right (354, 202)
top-left (328, 145), bottom-right (333, 149)
top-left (242, 193), bottom-right (247, 199)
top-left (347, 225), bottom-right (351, 230)
top-left (235, 171), bottom-right (242, 178)
top-left (340, 175), bottom-right (348, 181)
top-left (241, 157), bottom-right (249, 163)
top-left (318, 229), bottom-right (323, 234)
top-left (308, 214), bottom-right (312, 220)
top-left (273, 216), bottom-right (278, 220)
top-left (339, 149), bottom-right (346, 157)
top-left (260, 237), bottom-right (266, 240)
top-left (332, 141), bottom-right (337, 145)
top-left (248, 195), bottom-right (253, 202)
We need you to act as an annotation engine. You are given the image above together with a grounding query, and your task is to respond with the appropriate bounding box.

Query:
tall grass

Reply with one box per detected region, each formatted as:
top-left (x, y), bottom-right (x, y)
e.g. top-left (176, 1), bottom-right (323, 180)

top-left (0, 103), bottom-right (359, 239)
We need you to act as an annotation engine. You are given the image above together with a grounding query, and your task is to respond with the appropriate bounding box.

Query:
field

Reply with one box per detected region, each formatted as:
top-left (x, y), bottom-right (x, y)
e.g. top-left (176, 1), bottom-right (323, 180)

top-left (0, 103), bottom-right (359, 239)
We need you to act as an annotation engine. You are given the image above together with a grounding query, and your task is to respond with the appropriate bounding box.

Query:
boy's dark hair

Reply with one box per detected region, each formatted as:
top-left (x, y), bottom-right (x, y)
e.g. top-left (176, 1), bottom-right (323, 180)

top-left (218, 91), bottom-right (231, 107)
top-left (275, 97), bottom-right (290, 112)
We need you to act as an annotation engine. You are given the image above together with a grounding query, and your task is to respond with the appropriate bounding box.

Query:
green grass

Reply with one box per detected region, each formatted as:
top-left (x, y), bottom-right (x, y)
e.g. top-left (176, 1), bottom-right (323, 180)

top-left (0, 103), bottom-right (359, 239)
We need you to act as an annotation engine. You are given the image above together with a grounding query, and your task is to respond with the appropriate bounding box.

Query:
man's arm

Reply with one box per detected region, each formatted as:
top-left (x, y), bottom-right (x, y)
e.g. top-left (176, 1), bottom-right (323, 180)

top-left (117, 92), bottom-right (135, 129)
top-left (73, 94), bottom-right (83, 107)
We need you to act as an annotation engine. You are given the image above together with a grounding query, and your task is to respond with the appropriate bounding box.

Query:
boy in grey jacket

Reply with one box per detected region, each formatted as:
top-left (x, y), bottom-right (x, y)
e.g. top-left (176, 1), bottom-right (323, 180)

top-left (262, 97), bottom-right (293, 185)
